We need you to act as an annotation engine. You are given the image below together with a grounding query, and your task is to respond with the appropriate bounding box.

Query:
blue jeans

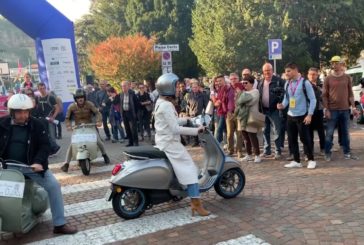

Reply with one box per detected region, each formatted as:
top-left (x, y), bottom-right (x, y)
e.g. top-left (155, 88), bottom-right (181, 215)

top-left (263, 109), bottom-right (282, 155)
top-left (187, 183), bottom-right (200, 198)
top-left (325, 110), bottom-right (351, 155)
top-left (24, 170), bottom-right (66, 226)
top-left (215, 115), bottom-right (226, 143)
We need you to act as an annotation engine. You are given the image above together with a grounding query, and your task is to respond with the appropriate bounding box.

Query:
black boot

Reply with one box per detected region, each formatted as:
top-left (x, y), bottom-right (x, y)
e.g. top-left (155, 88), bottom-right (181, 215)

top-left (103, 154), bottom-right (110, 164)
top-left (61, 163), bottom-right (69, 173)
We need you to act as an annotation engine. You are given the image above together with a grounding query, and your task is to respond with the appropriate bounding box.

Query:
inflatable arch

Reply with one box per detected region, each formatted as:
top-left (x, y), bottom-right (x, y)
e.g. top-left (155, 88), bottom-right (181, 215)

top-left (0, 0), bottom-right (81, 107)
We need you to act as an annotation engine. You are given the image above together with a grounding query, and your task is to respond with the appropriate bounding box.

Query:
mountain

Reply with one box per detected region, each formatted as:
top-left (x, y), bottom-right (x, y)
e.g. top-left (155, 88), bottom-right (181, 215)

top-left (0, 17), bottom-right (36, 67)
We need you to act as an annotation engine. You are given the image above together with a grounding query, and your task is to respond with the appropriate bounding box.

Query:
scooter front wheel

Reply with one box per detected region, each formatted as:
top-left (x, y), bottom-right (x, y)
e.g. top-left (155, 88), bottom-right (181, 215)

top-left (214, 167), bottom-right (245, 199)
top-left (112, 188), bottom-right (147, 219)
top-left (79, 159), bottom-right (91, 175)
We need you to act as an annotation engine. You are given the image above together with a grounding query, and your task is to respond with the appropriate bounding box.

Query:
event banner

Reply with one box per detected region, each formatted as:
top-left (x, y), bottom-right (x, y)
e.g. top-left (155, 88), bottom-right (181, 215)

top-left (41, 38), bottom-right (78, 102)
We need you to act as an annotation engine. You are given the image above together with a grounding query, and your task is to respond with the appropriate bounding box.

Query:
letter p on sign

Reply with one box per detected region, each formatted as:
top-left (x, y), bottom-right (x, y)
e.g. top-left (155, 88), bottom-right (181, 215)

top-left (268, 39), bottom-right (282, 60)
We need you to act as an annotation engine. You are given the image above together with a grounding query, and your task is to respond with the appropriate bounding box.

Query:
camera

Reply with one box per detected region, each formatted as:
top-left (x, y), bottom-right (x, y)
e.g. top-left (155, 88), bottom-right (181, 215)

top-left (271, 87), bottom-right (285, 103)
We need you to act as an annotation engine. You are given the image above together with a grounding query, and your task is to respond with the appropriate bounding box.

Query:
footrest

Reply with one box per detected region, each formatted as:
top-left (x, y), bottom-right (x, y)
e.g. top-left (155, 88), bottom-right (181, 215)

top-left (199, 175), bottom-right (218, 191)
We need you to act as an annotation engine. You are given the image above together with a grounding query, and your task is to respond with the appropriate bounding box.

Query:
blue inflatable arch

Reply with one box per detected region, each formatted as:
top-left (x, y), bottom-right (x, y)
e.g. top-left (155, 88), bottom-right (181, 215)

top-left (0, 0), bottom-right (81, 107)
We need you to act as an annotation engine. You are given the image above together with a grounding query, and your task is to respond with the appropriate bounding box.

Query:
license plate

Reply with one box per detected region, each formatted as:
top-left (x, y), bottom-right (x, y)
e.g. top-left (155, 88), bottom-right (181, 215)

top-left (104, 188), bottom-right (112, 201)
top-left (0, 180), bottom-right (25, 198)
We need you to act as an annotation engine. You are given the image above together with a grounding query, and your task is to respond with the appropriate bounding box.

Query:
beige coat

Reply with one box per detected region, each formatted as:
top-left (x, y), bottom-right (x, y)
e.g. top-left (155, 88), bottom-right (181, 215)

top-left (154, 98), bottom-right (199, 185)
top-left (240, 89), bottom-right (260, 133)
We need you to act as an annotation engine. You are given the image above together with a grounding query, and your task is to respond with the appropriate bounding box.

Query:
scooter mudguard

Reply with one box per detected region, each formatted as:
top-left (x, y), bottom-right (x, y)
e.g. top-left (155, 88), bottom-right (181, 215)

top-left (222, 157), bottom-right (241, 171)
top-left (76, 148), bottom-right (90, 160)
top-left (111, 159), bottom-right (174, 190)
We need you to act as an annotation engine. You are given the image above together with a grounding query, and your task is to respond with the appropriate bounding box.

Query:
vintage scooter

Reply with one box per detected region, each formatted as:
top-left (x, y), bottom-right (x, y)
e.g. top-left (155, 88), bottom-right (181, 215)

top-left (70, 123), bottom-right (100, 175)
top-left (105, 115), bottom-right (246, 219)
top-left (0, 159), bottom-right (48, 233)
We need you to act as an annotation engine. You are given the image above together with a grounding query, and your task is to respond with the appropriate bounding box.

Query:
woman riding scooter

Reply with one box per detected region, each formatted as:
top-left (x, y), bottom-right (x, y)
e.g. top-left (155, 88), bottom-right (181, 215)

top-left (61, 89), bottom-right (110, 172)
top-left (154, 73), bottom-right (210, 216)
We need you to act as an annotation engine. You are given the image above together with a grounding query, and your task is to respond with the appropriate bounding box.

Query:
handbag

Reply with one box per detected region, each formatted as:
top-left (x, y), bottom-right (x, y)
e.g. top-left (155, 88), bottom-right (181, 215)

top-left (205, 100), bottom-right (214, 115)
top-left (247, 111), bottom-right (265, 128)
top-left (145, 104), bottom-right (153, 112)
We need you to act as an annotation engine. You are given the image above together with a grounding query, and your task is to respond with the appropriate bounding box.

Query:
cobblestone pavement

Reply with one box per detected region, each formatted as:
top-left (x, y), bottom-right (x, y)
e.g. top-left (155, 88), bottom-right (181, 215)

top-left (1, 124), bottom-right (364, 245)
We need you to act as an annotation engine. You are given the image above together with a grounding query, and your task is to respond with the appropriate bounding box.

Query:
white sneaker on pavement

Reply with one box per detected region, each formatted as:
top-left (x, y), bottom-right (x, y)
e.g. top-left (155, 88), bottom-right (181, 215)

top-left (307, 160), bottom-right (316, 169)
top-left (254, 156), bottom-right (261, 163)
top-left (242, 155), bottom-right (254, 161)
top-left (284, 161), bottom-right (302, 168)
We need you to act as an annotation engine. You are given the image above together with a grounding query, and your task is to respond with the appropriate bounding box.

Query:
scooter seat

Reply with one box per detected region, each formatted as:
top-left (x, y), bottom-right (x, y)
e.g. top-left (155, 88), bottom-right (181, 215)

top-left (123, 145), bottom-right (168, 159)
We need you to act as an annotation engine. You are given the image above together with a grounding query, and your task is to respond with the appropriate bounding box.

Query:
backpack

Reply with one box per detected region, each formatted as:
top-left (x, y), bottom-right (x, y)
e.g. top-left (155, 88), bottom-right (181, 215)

top-left (35, 94), bottom-right (55, 117)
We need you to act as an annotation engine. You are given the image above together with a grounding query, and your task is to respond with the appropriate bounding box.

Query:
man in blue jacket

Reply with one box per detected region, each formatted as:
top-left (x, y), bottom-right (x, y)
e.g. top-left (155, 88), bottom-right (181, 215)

top-left (277, 63), bottom-right (317, 169)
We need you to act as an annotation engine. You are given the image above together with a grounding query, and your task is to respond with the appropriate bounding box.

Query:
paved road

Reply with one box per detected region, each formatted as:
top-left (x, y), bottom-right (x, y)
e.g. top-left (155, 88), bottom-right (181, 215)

top-left (1, 124), bottom-right (364, 244)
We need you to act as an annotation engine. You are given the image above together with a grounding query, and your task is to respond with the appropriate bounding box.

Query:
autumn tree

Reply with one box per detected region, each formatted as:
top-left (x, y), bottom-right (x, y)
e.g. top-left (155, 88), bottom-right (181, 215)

top-left (76, 0), bottom-right (197, 78)
top-left (89, 34), bottom-right (160, 89)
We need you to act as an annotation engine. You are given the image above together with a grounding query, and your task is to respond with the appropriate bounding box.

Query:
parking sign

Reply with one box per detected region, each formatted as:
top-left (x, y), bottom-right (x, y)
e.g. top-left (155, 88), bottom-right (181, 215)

top-left (268, 39), bottom-right (282, 60)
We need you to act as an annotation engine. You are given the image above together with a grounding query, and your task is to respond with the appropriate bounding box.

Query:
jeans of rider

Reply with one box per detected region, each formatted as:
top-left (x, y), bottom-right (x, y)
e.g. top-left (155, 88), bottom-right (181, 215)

top-left (65, 132), bottom-right (107, 164)
top-left (325, 110), bottom-right (351, 155)
top-left (101, 110), bottom-right (111, 139)
top-left (187, 183), bottom-right (200, 198)
top-left (309, 109), bottom-right (325, 151)
top-left (24, 170), bottom-right (66, 226)
top-left (287, 115), bottom-right (314, 163)
top-left (215, 115), bottom-right (226, 143)
top-left (262, 109), bottom-right (282, 155)
top-left (226, 112), bottom-right (244, 155)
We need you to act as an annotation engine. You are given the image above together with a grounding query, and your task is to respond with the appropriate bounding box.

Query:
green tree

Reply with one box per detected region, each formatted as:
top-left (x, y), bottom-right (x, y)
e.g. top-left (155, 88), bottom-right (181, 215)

top-left (190, 0), bottom-right (364, 76)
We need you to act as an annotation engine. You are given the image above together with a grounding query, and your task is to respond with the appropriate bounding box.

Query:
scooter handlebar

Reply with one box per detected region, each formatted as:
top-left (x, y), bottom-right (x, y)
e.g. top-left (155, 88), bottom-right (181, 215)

top-left (73, 123), bottom-right (97, 130)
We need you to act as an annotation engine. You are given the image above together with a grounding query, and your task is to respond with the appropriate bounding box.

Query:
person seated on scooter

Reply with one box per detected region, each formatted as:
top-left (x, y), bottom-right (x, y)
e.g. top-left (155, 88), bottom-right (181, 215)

top-left (60, 88), bottom-right (110, 173)
top-left (0, 94), bottom-right (78, 234)
top-left (154, 73), bottom-right (210, 217)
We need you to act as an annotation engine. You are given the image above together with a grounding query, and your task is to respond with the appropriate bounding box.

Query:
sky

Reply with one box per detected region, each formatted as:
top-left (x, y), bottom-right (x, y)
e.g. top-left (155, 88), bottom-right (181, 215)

top-left (47, 0), bottom-right (91, 22)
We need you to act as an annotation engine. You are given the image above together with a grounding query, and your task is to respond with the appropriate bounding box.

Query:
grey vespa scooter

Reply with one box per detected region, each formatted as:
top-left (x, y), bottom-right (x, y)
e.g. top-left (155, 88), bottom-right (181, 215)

top-left (0, 159), bottom-right (48, 233)
top-left (105, 115), bottom-right (245, 219)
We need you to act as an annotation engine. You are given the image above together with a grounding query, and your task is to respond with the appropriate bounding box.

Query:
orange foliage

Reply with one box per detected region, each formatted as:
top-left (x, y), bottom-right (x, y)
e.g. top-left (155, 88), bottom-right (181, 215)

top-left (89, 34), bottom-right (160, 83)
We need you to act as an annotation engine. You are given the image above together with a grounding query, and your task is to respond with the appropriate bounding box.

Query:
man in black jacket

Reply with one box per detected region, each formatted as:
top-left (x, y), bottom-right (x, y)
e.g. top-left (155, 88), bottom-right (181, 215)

top-left (258, 63), bottom-right (286, 159)
top-left (96, 80), bottom-right (112, 140)
top-left (120, 80), bottom-right (139, 146)
top-left (0, 94), bottom-right (77, 234)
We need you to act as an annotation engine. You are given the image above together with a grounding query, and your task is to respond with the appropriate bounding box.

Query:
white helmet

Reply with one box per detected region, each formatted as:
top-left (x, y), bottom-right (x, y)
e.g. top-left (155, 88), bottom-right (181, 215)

top-left (7, 94), bottom-right (34, 111)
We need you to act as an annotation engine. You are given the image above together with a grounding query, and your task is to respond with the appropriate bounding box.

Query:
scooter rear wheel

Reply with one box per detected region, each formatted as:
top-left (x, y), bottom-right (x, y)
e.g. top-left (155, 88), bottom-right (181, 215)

top-left (214, 168), bottom-right (245, 199)
top-left (79, 159), bottom-right (91, 175)
top-left (112, 188), bottom-right (147, 219)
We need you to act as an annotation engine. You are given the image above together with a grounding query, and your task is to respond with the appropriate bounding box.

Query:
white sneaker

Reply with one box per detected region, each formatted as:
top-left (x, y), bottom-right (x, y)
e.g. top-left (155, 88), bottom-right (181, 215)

top-left (307, 160), bottom-right (316, 169)
top-left (254, 156), bottom-right (261, 163)
top-left (284, 161), bottom-right (302, 168)
top-left (242, 155), bottom-right (254, 161)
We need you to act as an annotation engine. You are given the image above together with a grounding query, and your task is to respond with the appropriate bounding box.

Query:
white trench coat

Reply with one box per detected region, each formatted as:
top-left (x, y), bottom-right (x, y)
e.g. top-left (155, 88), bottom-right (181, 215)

top-left (154, 98), bottom-right (199, 185)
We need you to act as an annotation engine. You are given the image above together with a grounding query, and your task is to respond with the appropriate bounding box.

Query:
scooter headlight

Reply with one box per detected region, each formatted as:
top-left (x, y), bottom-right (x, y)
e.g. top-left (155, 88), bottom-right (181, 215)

top-left (112, 163), bottom-right (124, 176)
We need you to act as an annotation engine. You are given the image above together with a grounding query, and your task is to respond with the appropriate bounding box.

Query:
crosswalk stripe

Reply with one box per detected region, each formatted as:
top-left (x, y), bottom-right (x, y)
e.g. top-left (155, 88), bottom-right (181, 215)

top-left (48, 157), bottom-right (108, 170)
top-left (51, 165), bottom-right (114, 180)
top-left (28, 208), bottom-right (217, 245)
top-left (216, 234), bottom-right (270, 245)
top-left (61, 179), bottom-right (110, 194)
top-left (41, 198), bottom-right (110, 222)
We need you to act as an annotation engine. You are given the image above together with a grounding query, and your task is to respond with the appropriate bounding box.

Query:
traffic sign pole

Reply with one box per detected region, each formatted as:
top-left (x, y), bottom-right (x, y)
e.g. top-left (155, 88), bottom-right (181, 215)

top-left (154, 44), bottom-right (179, 74)
top-left (268, 39), bottom-right (282, 75)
